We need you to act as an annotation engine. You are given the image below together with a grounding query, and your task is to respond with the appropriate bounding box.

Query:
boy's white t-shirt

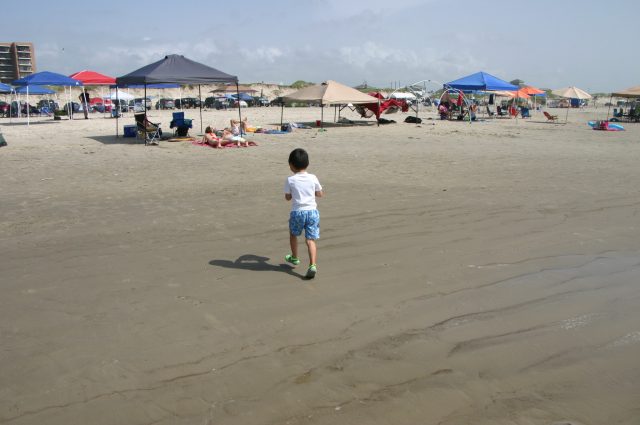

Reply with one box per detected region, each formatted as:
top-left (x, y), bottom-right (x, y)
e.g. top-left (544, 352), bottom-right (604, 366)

top-left (284, 172), bottom-right (322, 211)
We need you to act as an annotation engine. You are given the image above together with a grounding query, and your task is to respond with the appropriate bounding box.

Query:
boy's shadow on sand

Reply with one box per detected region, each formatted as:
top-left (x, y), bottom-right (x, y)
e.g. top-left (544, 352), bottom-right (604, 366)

top-left (209, 255), bottom-right (307, 280)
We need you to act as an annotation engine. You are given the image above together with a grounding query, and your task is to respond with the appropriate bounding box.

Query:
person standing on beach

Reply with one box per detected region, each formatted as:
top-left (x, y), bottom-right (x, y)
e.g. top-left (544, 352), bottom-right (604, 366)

top-left (284, 148), bottom-right (323, 279)
top-left (78, 90), bottom-right (90, 119)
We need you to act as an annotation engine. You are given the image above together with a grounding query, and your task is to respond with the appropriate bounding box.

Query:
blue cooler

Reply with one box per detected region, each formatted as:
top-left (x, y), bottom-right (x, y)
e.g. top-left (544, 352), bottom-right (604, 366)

top-left (123, 125), bottom-right (137, 137)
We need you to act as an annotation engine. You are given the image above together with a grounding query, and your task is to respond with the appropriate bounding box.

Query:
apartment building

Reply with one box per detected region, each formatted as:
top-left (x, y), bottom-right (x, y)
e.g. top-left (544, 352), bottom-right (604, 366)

top-left (0, 42), bottom-right (37, 84)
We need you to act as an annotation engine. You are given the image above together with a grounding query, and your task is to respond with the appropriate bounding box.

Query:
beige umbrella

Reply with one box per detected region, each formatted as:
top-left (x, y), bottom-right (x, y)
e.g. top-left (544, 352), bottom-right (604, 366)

top-left (551, 86), bottom-right (592, 122)
top-left (284, 80), bottom-right (379, 127)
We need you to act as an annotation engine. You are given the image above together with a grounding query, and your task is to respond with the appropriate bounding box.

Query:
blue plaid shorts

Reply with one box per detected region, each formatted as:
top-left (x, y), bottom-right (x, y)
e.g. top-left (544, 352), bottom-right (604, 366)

top-left (289, 209), bottom-right (320, 240)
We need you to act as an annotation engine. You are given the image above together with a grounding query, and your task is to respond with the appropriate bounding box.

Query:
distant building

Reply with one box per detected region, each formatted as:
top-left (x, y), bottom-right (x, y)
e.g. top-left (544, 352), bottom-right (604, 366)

top-left (0, 42), bottom-right (37, 84)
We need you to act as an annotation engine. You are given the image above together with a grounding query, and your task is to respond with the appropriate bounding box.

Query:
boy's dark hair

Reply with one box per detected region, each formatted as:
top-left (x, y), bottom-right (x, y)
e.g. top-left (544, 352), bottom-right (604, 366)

top-left (288, 148), bottom-right (309, 170)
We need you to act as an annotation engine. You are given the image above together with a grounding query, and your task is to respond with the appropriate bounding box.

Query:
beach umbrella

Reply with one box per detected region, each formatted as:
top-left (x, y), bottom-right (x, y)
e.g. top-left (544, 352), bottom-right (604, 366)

top-left (520, 86), bottom-right (545, 95)
top-left (520, 86), bottom-right (545, 110)
top-left (284, 80), bottom-right (379, 127)
top-left (551, 86), bottom-right (592, 122)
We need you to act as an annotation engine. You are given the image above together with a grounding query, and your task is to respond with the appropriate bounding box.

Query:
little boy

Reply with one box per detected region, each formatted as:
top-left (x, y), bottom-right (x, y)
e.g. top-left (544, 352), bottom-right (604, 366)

top-left (284, 148), bottom-right (323, 278)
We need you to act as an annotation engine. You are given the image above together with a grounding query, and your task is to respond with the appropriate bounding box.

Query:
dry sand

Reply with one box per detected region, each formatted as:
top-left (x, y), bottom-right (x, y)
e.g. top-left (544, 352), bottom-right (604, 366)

top-left (1, 106), bottom-right (639, 425)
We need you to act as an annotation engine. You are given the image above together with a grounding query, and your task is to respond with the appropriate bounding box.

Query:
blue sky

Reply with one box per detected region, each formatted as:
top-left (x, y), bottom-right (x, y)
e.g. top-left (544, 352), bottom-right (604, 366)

top-left (5, 0), bottom-right (640, 92)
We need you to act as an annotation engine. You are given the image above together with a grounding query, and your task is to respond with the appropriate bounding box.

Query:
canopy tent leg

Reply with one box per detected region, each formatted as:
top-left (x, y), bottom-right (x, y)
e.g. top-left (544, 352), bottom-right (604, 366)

top-left (334, 105), bottom-right (337, 122)
top-left (116, 87), bottom-right (119, 138)
top-left (198, 85), bottom-right (203, 135)
top-left (144, 84), bottom-right (148, 141)
top-left (320, 104), bottom-right (323, 128)
top-left (606, 95), bottom-right (612, 121)
top-left (280, 102), bottom-right (284, 129)
top-left (235, 82), bottom-right (243, 135)
top-left (68, 86), bottom-right (73, 120)
top-left (27, 86), bottom-right (30, 126)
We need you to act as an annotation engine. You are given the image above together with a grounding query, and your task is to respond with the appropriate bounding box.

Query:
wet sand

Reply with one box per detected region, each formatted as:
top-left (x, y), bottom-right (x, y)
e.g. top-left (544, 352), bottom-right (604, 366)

top-left (1, 106), bottom-right (639, 424)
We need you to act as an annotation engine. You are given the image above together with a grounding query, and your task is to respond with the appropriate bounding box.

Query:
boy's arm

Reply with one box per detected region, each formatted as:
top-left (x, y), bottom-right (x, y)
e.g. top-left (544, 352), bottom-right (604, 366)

top-left (315, 190), bottom-right (323, 198)
top-left (284, 178), bottom-right (291, 200)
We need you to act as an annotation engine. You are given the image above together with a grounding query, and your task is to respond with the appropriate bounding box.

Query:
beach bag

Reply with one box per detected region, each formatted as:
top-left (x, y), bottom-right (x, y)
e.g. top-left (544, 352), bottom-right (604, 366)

top-left (0, 133), bottom-right (6, 147)
top-left (404, 116), bottom-right (422, 124)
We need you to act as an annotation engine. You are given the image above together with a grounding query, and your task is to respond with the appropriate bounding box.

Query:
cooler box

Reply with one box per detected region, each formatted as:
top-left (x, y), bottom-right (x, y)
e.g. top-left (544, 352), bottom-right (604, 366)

top-left (123, 125), bottom-right (137, 137)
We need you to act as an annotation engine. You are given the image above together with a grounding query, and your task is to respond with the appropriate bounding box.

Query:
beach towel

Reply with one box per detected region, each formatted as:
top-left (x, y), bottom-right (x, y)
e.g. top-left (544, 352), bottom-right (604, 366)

top-left (167, 137), bottom-right (196, 142)
top-left (191, 141), bottom-right (257, 149)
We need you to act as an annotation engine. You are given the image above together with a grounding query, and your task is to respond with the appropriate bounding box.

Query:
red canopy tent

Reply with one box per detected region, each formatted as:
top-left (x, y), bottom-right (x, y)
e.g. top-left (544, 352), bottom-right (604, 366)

top-left (69, 70), bottom-right (117, 116)
top-left (355, 92), bottom-right (409, 121)
top-left (69, 70), bottom-right (116, 85)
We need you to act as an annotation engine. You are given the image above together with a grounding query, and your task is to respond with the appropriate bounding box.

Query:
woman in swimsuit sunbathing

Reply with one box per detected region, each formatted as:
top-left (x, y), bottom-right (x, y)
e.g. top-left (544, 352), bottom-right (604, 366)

top-left (202, 126), bottom-right (233, 148)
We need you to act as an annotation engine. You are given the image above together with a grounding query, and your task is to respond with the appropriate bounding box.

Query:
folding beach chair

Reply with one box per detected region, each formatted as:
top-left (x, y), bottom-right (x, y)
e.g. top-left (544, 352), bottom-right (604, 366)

top-left (543, 111), bottom-right (558, 122)
top-left (169, 111), bottom-right (193, 137)
top-left (134, 113), bottom-right (162, 145)
top-left (485, 105), bottom-right (496, 117)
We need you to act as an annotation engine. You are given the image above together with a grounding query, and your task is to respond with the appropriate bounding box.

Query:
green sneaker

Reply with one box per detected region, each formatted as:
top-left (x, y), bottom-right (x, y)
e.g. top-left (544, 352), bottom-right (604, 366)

top-left (285, 254), bottom-right (300, 265)
top-left (306, 264), bottom-right (317, 279)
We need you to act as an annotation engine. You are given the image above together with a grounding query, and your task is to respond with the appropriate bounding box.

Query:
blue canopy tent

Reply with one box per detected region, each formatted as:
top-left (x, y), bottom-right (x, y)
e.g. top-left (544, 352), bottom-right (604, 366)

top-left (446, 72), bottom-right (518, 120)
top-left (230, 92), bottom-right (254, 102)
top-left (13, 71), bottom-right (82, 125)
top-left (0, 83), bottom-right (12, 93)
top-left (15, 85), bottom-right (55, 95)
top-left (445, 71), bottom-right (518, 92)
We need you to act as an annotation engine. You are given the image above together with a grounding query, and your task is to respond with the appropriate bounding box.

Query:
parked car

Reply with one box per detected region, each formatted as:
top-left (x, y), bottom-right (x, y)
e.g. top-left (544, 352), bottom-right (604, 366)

top-left (155, 98), bottom-right (175, 110)
top-left (133, 97), bottom-right (152, 110)
top-left (0, 101), bottom-right (10, 117)
top-left (63, 102), bottom-right (83, 114)
top-left (112, 99), bottom-right (129, 113)
top-left (174, 97), bottom-right (201, 109)
top-left (254, 97), bottom-right (270, 107)
top-left (37, 99), bottom-right (59, 111)
top-left (204, 96), bottom-right (228, 110)
top-left (270, 97), bottom-right (285, 107)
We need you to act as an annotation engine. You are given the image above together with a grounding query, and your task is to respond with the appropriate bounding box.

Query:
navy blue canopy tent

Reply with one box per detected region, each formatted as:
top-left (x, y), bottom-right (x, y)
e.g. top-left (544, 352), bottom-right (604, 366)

top-left (445, 71), bottom-right (518, 92)
top-left (0, 82), bottom-right (12, 93)
top-left (116, 54), bottom-right (240, 136)
top-left (109, 83), bottom-right (180, 89)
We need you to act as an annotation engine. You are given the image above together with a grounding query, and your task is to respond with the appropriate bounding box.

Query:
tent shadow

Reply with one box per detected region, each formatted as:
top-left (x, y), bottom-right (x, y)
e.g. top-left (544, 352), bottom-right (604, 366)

top-left (268, 121), bottom-right (375, 128)
top-left (0, 120), bottom-right (60, 127)
top-left (209, 254), bottom-right (307, 280)
top-left (88, 135), bottom-right (145, 145)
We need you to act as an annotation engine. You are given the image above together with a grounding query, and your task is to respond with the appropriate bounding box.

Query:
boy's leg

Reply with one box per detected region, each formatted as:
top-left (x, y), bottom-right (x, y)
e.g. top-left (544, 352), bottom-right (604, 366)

top-left (305, 238), bottom-right (317, 265)
top-left (290, 233), bottom-right (299, 259)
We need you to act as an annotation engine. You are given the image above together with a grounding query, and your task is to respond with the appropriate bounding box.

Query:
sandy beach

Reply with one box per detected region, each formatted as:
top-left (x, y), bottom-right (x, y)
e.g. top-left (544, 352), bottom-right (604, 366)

top-left (1, 106), bottom-right (639, 425)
